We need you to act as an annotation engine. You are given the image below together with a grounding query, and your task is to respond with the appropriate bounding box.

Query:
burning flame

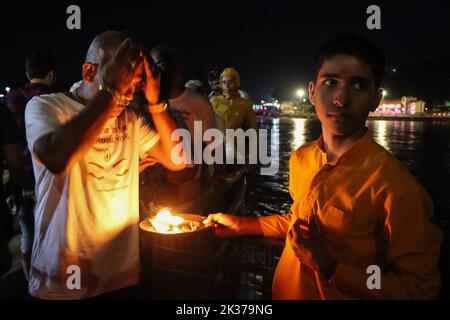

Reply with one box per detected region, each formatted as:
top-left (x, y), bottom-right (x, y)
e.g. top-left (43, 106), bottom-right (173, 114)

top-left (150, 209), bottom-right (185, 233)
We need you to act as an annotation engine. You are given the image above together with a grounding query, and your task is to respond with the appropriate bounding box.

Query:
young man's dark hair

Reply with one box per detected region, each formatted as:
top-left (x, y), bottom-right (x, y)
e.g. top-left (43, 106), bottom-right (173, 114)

top-left (313, 33), bottom-right (385, 89)
top-left (25, 50), bottom-right (55, 79)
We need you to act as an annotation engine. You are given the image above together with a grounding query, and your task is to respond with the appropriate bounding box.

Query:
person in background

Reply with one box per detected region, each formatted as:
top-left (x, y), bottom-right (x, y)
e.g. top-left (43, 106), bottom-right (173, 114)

top-left (207, 66), bottom-right (250, 100)
top-left (143, 46), bottom-right (217, 211)
top-left (185, 79), bottom-right (207, 97)
top-left (209, 67), bottom-right (258, 171)
top-left (3, 50), bottom-right (55, 280)
top-left (210, 67), bottom-right (256, 132)
top-left (207, 66), bottom-right (222, 99)
top-left (0, 104), bottom-right (24, 277)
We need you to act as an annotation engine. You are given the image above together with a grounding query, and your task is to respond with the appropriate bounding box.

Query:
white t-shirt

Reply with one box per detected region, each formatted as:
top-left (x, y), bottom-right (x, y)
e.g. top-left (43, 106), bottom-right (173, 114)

top-left (25, 93), bottom-right (159, 299)
top-left (238, 89), bottom-right (251, 100)
top-left (169, 88), bottom-right (218, 142)
top-left (168, 89), bottom-right (218, 202)
top-left (169, 88), bottom-right (219, 171)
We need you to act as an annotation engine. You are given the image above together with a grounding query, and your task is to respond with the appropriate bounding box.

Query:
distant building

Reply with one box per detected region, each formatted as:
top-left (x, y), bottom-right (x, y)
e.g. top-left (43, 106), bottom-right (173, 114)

top-left (280, 102), bottom-right (295, 114)
top-left (372, 96), bottom-right (425, 115)
top-left (253, 99), bottom-right (281, 116)
top-left (430, 101), bottom-right (450, 116)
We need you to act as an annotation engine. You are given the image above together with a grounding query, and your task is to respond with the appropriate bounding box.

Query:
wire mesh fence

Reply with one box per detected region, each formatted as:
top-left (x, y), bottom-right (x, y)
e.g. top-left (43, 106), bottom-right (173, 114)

top-left (140, 229), bottom-right (284, 299)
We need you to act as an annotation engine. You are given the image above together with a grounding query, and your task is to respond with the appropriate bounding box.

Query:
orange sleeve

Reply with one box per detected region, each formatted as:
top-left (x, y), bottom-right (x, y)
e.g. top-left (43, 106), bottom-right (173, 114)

top-left (256, 150), bottom-right (300, 239)
top-left (331, 186), bottom-right (443, 299)
top-left (258, 214), bottom-right (292, 239)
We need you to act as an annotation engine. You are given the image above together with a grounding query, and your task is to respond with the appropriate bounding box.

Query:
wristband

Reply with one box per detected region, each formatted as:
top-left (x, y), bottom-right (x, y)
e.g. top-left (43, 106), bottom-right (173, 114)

top-left (149, 102), bottom-right (168, 114)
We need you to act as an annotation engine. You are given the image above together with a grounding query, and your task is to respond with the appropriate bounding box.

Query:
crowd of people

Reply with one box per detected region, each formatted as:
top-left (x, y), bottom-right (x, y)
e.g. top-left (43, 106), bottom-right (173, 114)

top-left (0, 31), bottom-right (257, 299)
top-left (0, 31), bottom-right (443, 300)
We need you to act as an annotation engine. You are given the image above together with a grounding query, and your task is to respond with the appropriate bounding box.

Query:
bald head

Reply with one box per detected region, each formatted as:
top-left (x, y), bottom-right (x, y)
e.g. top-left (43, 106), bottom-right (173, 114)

top-left (79, 30), bottom-right (142, 108)
top-left (85, 31), bottom-right (128, 64)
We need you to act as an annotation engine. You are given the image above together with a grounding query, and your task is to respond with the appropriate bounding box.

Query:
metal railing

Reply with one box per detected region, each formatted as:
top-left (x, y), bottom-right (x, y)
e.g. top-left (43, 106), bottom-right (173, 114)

top-left (140, 231), bottom-right (285, 300)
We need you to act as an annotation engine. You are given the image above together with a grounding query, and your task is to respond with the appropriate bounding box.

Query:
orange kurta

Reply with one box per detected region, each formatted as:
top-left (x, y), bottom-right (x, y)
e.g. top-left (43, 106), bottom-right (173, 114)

top-left (259, 130), bottom-right (443, 299)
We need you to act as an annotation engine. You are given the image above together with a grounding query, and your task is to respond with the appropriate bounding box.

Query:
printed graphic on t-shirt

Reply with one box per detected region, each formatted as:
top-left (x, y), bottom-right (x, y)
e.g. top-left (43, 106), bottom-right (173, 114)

top-left (86, 122), bottom-right (132, 193)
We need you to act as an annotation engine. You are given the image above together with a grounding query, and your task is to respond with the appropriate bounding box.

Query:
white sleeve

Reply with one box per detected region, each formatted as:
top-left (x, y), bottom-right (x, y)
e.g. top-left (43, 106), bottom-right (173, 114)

top-left (25, 96), bottom-right (63, 159)
top-left (198, 96), bottom-right (219, 138)
top-left (137, 115), bottom-right (160, 159)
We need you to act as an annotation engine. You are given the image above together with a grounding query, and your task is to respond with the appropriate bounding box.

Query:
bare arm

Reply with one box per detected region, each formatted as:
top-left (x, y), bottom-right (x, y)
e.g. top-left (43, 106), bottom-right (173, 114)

top-left (146, 138), bottom-right (187, 172)
top-left (34, 91), bottom-right (116, 174)
top-left (33, 39), bottom-right (143, 174)
top-left (203, 213), bottom-right (263, 237)
top-left (143, 55), bottom-right (186, 172)
top-left (148, 107), bottom-right (187, 171)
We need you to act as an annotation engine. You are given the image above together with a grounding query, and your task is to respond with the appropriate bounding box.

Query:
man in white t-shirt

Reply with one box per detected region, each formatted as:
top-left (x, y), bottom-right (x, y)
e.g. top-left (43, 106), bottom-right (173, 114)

top-left (25, 31), bottom-right (185, 299)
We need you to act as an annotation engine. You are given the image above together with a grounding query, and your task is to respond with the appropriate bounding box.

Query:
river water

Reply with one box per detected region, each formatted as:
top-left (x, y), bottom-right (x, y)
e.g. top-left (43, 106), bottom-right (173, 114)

top-left (246, 116), bottom-right (450, 231)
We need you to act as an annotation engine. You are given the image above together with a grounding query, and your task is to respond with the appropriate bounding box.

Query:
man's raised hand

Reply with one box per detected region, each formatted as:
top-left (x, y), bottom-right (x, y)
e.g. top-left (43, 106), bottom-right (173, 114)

top-left (99, 38), bottom-right (143, 95)
top-left (143, 53), bottom-right (161, 105)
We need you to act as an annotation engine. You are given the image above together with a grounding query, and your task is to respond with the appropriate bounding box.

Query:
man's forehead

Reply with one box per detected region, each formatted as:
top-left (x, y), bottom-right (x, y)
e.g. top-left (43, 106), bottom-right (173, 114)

top-left (318, 54), bottom-right (373, 79)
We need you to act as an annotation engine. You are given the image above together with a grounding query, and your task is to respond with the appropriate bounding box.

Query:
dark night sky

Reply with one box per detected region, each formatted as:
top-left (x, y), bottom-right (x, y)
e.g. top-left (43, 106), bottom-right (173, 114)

top-left (1, 0), bottom-right (450, 101)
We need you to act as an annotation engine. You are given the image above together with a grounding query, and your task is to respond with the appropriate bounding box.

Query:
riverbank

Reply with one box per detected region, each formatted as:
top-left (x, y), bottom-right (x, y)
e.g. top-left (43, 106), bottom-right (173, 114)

top-left (274, 114), bottom-right (450, 121)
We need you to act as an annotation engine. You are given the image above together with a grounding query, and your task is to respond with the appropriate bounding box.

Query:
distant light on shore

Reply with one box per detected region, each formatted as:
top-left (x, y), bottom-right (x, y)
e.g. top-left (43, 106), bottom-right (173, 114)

top-left (296, 89), bottom-right (305, 98)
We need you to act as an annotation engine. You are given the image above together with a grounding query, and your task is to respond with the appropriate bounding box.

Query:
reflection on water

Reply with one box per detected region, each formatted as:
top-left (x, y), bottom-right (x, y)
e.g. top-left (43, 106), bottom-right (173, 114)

top-left (291, 118), bottom-right (307, 150)
top-left (247, 117), bottom-right (450, 230)
top-left (371, 120), bottom-right (389, 150)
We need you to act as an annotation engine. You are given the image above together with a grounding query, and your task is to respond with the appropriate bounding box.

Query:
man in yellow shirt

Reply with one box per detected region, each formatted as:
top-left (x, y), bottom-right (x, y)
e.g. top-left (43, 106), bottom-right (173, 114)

top-left (204, 34), bottom-right (443, 299)
top-left (210, 67), bottom-right (257, 132)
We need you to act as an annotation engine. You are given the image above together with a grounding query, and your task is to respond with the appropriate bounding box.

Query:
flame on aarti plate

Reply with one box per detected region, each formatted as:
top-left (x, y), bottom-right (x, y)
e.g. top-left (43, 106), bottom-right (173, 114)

top-left (150, 209), bottom-right (186, 233)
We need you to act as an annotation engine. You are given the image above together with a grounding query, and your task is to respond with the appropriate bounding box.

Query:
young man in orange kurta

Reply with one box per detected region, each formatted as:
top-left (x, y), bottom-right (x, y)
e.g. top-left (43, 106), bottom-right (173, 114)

top-left (204, 34), bottom-right (443, 299)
